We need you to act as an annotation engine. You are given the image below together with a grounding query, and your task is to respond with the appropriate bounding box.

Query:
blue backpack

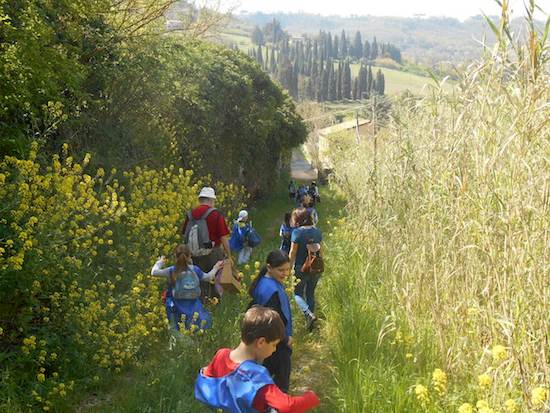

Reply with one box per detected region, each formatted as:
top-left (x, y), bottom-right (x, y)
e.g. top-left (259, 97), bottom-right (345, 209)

top-left (246, 226), bottom-right (261, 248)
top-left (171, 267), bottom-right (201, 300)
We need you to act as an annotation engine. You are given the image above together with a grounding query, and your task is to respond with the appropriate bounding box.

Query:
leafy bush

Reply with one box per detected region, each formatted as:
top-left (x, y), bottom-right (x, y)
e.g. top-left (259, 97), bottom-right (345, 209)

top-left (0, 144), bottom-right (246, 411)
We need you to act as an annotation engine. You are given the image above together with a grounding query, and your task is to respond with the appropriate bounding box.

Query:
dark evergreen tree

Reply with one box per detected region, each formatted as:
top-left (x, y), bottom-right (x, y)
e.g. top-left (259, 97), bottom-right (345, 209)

top-left (352, 76), bottom-right (359, 100)
top-left (371, 36), bottom-right (379, 60)
top-left (352, 31), bottom-right (363, 60)
top-left (270, 47), bottom-right (277, 73)
top-left (327, 59), bottom-right (336, 101)
top-left (342, 60), bottom-right (351, 99)
top-left (376, 69), bottom-right (385, 94)
top-left (358, 64), bottom-right (368, 99)
top-left (363, 40), bottom-right (371, 60)
top-left (336, 61), bottom-right (343, 100)
top-left (339, 30), bottom-right (347, 58)
top-left (326, 32), bottom-right (333, 59)
top-left (256, 45), bottom-right (264, 67)
top-left (251, 25), bottom-right (265, 46)
top-left (333, 34), bottom-right (339, 58)
top-left (367, 65), bottom-right (374, 94)
top-left (264, 18), bottom-right (284, 43)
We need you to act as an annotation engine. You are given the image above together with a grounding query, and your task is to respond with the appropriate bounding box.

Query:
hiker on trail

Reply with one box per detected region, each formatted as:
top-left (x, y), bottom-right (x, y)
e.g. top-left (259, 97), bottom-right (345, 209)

top-left (181, 187), bottom-right (231, 297)
top-left (308, 181), bottom-right (320, 205)
top-left (301, 195), bottom-right (319, 227)
top-left (296, 185), bottom-right (309, 205)
top-left (288, 180), bottom-right (297, 200)
top-left (248, 251), bottom-right (294, 393)
top-left (229, 210), bottom-right (261, 265)
top-left (289, 208), bottom-right (323, 331)
top-left (195, 306), bottom-right (320, 413)
top-left (151, 245), bottom-right (224, 332)
top-left (279, 212), bottom-right (294, 255)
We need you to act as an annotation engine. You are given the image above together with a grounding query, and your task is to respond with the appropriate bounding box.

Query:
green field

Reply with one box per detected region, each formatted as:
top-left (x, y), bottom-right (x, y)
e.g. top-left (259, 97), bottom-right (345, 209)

top-left (350, 63), bottom-right (453, 95)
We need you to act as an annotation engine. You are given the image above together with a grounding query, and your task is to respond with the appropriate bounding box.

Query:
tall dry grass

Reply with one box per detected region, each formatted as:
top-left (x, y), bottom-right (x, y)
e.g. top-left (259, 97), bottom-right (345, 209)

top-left (326, 3), bottom-right (549, 410)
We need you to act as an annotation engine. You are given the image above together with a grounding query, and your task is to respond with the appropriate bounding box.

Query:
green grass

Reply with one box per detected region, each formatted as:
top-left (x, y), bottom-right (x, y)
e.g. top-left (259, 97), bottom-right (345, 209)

top-left (349, 63), bottom-right (454, 95)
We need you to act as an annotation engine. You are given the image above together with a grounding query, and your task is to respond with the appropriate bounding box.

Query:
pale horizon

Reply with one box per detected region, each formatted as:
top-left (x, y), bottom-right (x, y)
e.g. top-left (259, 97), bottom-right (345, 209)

top-left (229, 0), bottom-right (549, 21)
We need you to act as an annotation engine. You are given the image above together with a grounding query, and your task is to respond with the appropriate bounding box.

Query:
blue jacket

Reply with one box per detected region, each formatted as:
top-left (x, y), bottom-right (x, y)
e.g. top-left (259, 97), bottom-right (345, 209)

top-left (229, 223), bottom-right (251, 252)
top-left (195, 360), bottom-right (274, 413)
top-left (252, 276), bottom-right (293, 338)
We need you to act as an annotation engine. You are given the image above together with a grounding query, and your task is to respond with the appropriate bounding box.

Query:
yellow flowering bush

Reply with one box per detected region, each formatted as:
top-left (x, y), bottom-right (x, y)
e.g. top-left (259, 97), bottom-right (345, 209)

top-left (0, 144), bottom-right (247, 410)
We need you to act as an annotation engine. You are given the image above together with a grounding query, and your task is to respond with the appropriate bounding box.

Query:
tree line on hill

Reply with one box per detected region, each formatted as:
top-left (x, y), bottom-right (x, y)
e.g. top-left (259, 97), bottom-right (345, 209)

top-left (246, 20), bottom-right (399, 101)
top-left (0, 2), bottom-right (305, 195)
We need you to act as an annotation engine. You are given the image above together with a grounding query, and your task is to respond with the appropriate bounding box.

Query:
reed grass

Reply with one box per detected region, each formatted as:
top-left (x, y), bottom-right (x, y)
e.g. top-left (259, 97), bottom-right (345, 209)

top-left (322, 3), bottom-right (549, 411)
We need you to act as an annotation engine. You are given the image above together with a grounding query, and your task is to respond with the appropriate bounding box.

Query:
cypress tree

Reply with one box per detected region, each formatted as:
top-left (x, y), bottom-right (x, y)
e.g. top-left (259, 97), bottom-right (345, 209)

top-left (376, 69), bottom-right (385, 94)
top-left (320, 63), bottom-right (329, 101)
top-left (327, 32), bottom-right (333, 58)
top-left (336, 61), bottom-right (342, 100)
top-left (342, 60), bottom-right (351, 99)
top-left (257, 45), bottom-right (264, 67)
top-left (367, 65), bottom-right (374, 94)
top-left (352, 76), bottom-right (359, 100)
top-left (270, 47), bottom-right (277, 73)
top-left (339, 30), bottom-right (347, 58)
top-left (363, 40), bottom-right (371, 60)
top-left (371, 36), bottom-right (378, 60)
top-left (333, 34), bottom-right (339, 59)
top-left (358, 64), bottom-right (368, 99)
top-left (353, 31), bottom-right (363, 60)
top-left (251, 25), bottom-right (265, 46)
top-left (327, 59), bottom-right (336, 101)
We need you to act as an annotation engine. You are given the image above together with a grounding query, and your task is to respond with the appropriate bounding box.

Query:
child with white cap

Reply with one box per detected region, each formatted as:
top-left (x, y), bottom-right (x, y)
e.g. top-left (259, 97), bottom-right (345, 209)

top-left (230, 210), bottom-right (253, 264)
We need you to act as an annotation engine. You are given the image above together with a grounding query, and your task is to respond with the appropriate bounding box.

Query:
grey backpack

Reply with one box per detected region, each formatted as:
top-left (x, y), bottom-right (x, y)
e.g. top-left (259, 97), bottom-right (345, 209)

top-left (184, 208), bottom-right (215, 256)
top-left (171, 267), bottom-right (201, 300)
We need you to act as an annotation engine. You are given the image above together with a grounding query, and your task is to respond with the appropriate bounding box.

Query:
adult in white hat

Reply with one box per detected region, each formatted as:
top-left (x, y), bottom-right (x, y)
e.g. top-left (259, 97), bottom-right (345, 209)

top-left (181, 187), bottom-right (231, 296)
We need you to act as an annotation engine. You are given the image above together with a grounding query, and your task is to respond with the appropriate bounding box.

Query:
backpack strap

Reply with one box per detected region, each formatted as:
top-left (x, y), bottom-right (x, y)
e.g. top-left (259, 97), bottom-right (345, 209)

top-left (201, 207), bottom-right (216, 220)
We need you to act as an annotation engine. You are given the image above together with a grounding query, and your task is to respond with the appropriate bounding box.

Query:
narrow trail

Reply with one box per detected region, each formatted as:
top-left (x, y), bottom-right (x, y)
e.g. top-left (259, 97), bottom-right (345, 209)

top-left (289, 148), bottom-right (334, 412)
top-left (79, 150), bottom-right (337, 412)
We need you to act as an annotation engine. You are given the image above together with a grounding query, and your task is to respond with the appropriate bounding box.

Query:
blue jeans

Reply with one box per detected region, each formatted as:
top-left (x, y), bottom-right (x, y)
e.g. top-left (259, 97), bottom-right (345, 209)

top-left (294, 273), bottom-right (320, 314)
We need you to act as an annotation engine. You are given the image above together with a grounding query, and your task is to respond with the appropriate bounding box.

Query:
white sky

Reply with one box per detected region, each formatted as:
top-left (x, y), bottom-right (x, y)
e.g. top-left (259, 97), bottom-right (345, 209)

top-left (230, 0), bottom-right (549, 20)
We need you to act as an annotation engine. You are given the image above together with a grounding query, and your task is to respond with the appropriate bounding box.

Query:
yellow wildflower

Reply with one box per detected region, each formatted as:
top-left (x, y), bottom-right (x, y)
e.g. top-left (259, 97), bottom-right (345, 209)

top-left (504, 399), bottom-right (517, 412)
top-left (37, 373), bottom-right (46, 383)
top-left (254, 261), bottom-right (261, 270)
top-left (478, 374), bottom-right (492, 389)
top-left (414, 384), bottom-right (429, 405)
top-left (458, 403), bottom-right (474, 413)
top-left (491, 345), bottom-right (508, 362)
top-left (476, 400), bottom-right (489, 409)
top-left (531, 387), bottom-right (547, 407)
top-left (432, 368), bottom-right (447, 394)
top-left (0, 327), bottom-right (3, 336)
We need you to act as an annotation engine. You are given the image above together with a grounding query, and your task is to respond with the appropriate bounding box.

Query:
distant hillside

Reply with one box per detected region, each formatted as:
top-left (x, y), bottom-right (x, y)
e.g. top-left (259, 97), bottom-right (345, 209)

top-left (238, 12), bottom-right (541, 65)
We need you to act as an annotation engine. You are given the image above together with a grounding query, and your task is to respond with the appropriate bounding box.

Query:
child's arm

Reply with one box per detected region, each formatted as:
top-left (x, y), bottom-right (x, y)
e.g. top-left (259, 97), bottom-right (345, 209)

top-left (254, 385), bottom-right (320, 413)
top-left (199, 261), bottom-right (224, 282)
top-left (151, 257), bottom-right (171, 278)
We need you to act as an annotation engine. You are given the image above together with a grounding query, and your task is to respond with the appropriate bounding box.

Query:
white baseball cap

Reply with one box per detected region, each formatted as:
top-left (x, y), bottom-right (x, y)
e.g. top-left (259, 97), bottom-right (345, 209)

top-left (237, 210), bottom-right (248, 222)
top-left (198, 187), bottom-right (216, 199)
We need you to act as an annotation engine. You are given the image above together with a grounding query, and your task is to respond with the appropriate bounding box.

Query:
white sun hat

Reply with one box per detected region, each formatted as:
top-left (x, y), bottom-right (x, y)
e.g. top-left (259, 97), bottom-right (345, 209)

top-left (198, 187), bottom-right (216, 199)
top-left (237, 210), bottom-right (249, 222)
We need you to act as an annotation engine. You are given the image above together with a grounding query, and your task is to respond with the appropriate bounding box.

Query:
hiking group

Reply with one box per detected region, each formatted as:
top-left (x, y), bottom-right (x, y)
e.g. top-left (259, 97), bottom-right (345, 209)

top-left (151, 184), bottom-right (324, 412)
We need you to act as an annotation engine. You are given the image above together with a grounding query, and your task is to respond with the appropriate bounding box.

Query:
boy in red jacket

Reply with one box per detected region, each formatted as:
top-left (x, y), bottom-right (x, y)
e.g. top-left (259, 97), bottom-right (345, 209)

top-left (195, 306), bottom-right (319, 413)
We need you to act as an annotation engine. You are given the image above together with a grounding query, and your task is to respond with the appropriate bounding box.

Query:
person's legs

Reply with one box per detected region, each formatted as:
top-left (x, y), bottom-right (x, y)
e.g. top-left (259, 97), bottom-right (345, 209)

top-left (263, 342), bottom-right (292, 393)
top-left (305, 274), bottom-right (320, 314)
